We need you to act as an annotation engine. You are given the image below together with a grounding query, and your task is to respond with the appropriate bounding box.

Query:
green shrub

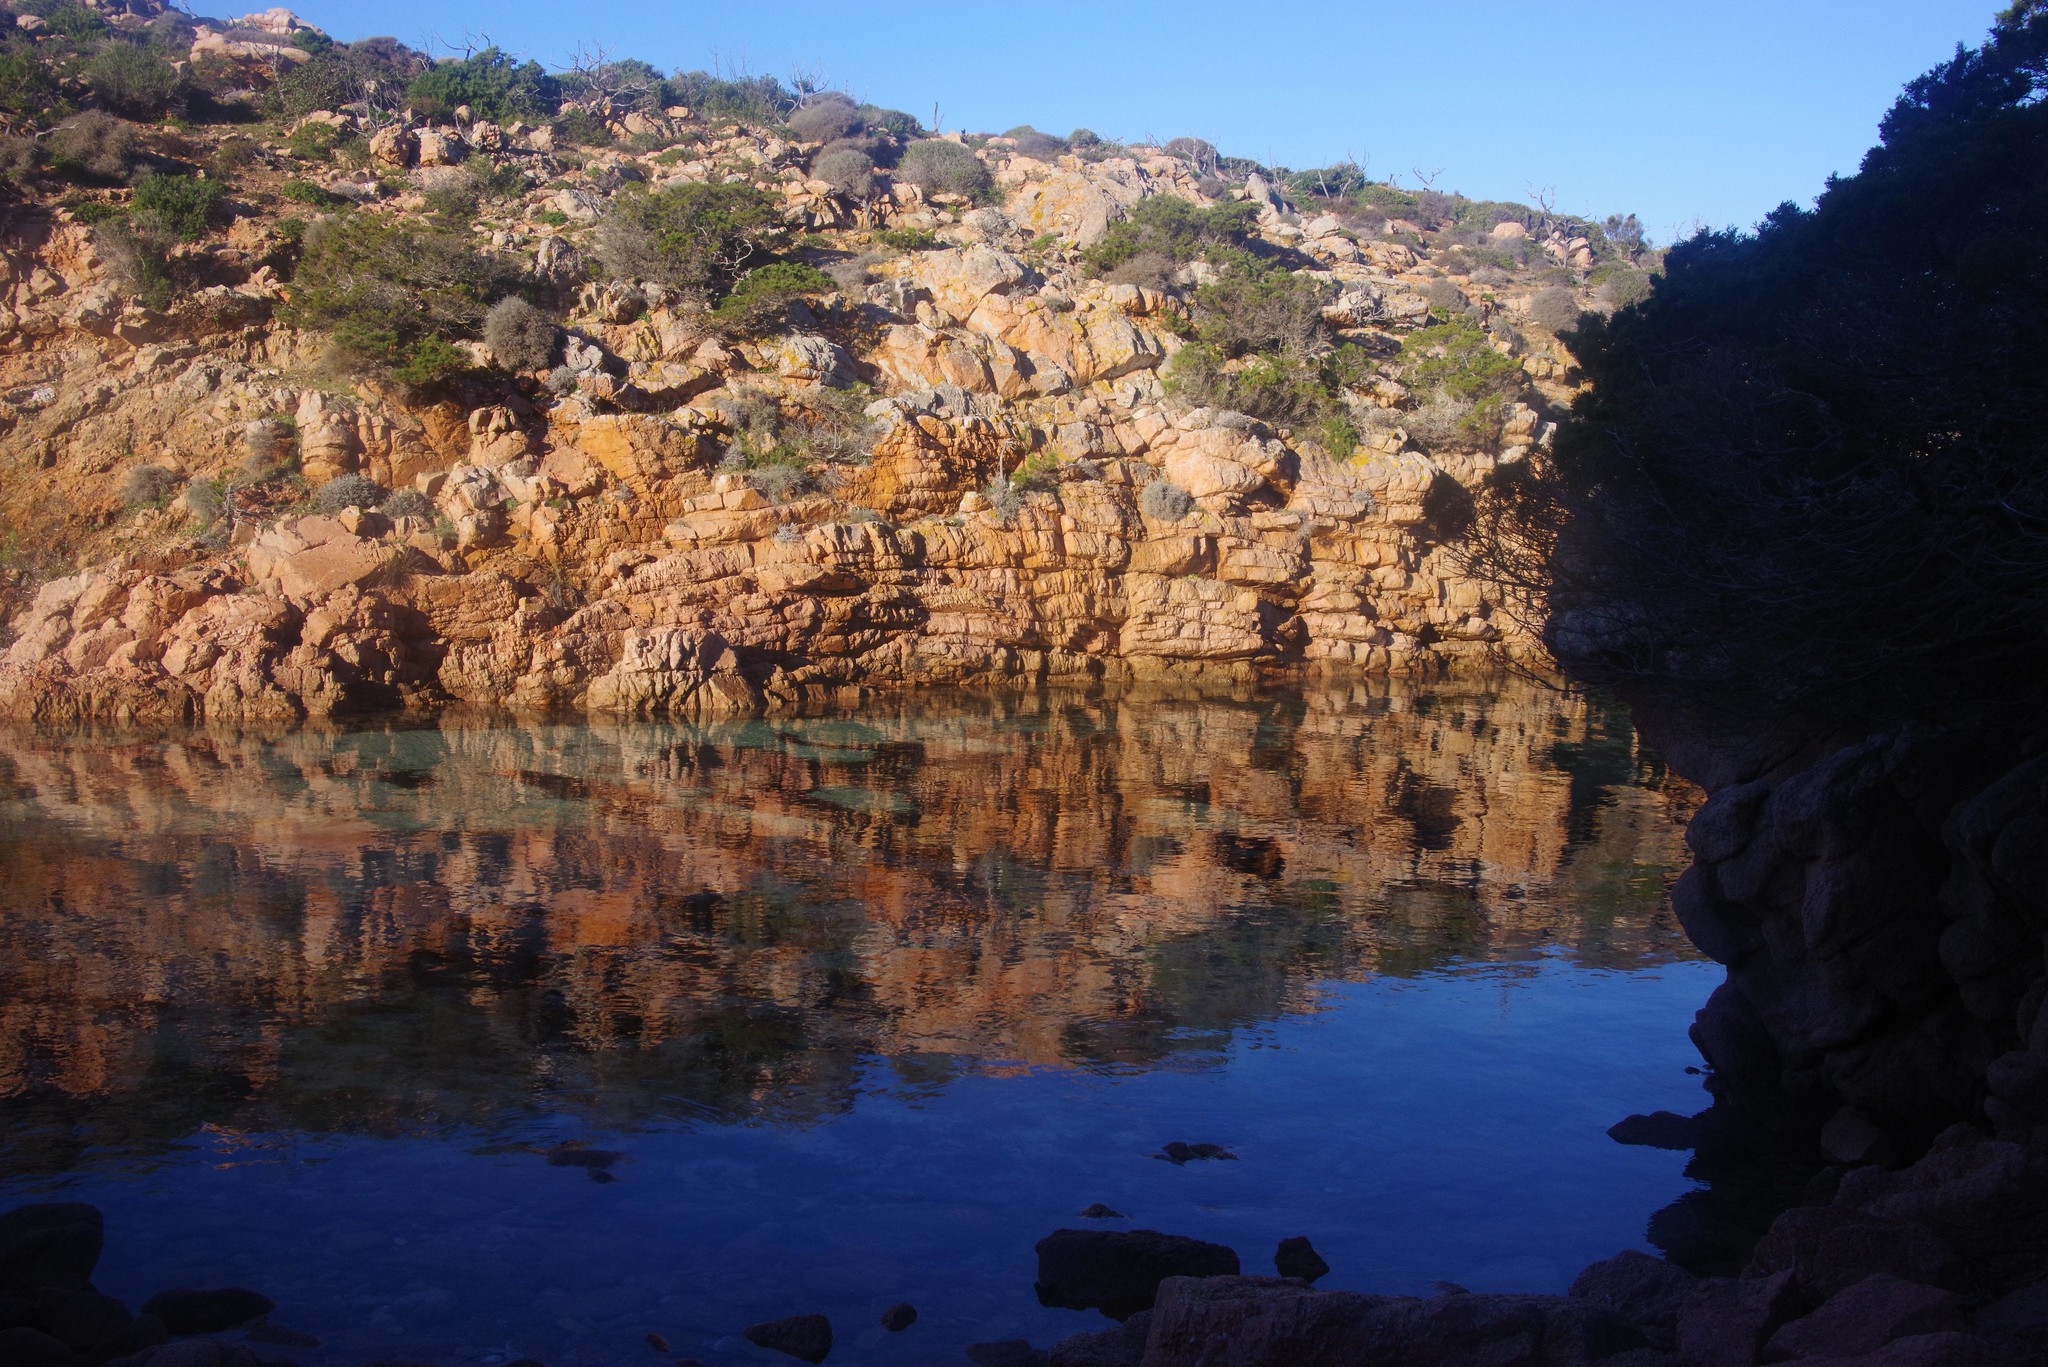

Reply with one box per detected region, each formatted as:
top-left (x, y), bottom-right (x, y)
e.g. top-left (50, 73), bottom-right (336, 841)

top-left (286, 121), bottom-right (345, 160)
top-left (271, 40), bottom-right (423, 120)
top-left (1081, 195), bottom-right (1256, 276)
top-left (1162, 339), bottom-right (1375, 434)
top-left (981, 473), bottom-right (1024, 523)
top-left (130, 173), bottom-right (221, 241)
top-left (83, 43), bottom-right (181, 119)
top-left (285, 214), bottom-right (520, 381)
top-left (718, 385), bottom-right (873, 468)
top-left (669, 70), bottom-right (793, 125)
top-left (49, 111), bottom-right (142, 182)
top-left (556, 107), bottom-right (612, 146)
top-left (712, 260), bottom-right (833, 333)
top-left (1189, 254), bottom-right (1332, 357)
top-left (282, 178), bottom-right (341, 208)
top-left (874, 226), bottom-right (939, 251)
top-left (858, 105), bottom-right (922, 138)
top-left (595, 180), bottom-right (782, 299)
top-left (1162, 136), bottom-right (1220, 175)
top-left (32, 2), bottom-right (106, 43)
top-left (1398, 315), bottom-right (1525, 445)
top-left (897, 139), bottom-right (992, 201)
top-left (1004, 126), bottom-right (1067, 159)
top-left (408, 48), bottom-right (559, 123)
top-left (483, 296), bottom-right (557, 370)
top-left (122, 464), bottom-right (181, 509)
top-left (310, 473), bottom-right (385, 514)
top-left (0, 48), bottom-right (57, 119)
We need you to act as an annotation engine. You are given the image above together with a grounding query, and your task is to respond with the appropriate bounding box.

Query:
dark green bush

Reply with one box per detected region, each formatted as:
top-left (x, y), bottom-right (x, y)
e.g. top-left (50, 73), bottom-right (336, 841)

top-left (285, 121), bottom-right (345, 160)
top-left (285, 214), bottom-right (520, 381)
top-left (408, 48), bottom-right (559, 123)
top-left (595, 180), bottom-right (782, 299)
top-left (272, 40), bottom-right (424, 119)
top-left (130, 173), bottom-right (221, 241)
top-left (1081, 195), bottom-right (1256, 277)
top-left (0, 47), bottom-right (57, 119)
top-left (669, 70), bottom-right (792, 124)
top-left (857, 105), bottom-right (922, 138)
top-left (1, 137), bottom-right (42, 183)
top-left (897, 139), bottom-right (992, 201)
top-left (1189, 254), bottom-right (1332, 357)
top-left (1593, 268), bottom-right (1653, 310)
top-left (29, 2), bottom-right (106, 43)
top-left (1398, 315), bottom-right (1524, 444)
top-left (712, 261), bottom-right (833, 333)
top-left (282, 178), bottom-right (342, 208)
top-left (83, 43), bottom-right (181, 119)
top-left (874, 226), bottom-right (939, 251)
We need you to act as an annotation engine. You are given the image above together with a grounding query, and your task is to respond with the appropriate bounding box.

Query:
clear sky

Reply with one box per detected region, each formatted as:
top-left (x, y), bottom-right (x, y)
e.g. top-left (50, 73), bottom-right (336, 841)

top-left (284, 0), bottom-right (2003, 243)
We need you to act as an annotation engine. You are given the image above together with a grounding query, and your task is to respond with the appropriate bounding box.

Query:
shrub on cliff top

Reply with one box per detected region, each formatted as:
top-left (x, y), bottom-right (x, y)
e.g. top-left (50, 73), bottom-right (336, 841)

top-left (1189, 255), bottom-right (1332, 357)
top-left (787, 95), bottom-right (861, 144)
top-left (897, 139), bottom-right (992, 202)
top-left (408, 48), bottom-right (559, 123)
top-left (595, 180), bottom-right (782, 302)
top-left (286, 214), bottom-right (521, 383)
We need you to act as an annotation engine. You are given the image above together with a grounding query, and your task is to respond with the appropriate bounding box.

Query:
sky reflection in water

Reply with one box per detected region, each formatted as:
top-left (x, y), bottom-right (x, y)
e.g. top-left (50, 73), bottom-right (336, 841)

top-left (0, 679), bottom-right (1712, 1366)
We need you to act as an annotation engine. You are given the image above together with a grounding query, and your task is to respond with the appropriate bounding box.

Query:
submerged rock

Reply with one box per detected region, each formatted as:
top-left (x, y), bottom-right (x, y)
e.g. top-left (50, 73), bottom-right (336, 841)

top-left (879, 1302), bottom-right (917, 1331)
top-left (743, 1312), bottom-right (833, 1363)
top-left (965, 1341), bottom-right (1049, 1367)
top-left (1078, 1203), bottom-right (1123, 1219)
top-left (1156, 1142), bottom-right (1236, 1165)
top-left (1035, 1228), bottom-right (1240, 1320)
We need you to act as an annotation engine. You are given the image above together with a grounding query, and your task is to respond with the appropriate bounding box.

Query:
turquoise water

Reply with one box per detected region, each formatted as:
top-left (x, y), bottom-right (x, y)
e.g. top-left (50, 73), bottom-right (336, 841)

top-left (0, 680), bottom-right (1710, 1365)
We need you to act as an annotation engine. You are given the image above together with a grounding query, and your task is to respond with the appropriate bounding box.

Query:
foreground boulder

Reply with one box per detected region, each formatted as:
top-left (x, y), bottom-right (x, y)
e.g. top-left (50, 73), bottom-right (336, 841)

top-left (140, 1287), bottom-right (276, 1335)
top-left (0, 1204), bottom-right (104, 1292)
top-left (1130, 1276), bottom-right (1646, 1366)
top-left (1036, 1229), bottom-right (1240, 1320)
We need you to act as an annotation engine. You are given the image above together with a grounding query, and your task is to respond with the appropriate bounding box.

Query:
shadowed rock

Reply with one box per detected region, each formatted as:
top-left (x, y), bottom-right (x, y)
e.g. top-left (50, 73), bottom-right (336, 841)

top-left (744, 1312), bottom-right (833, 1363)
top-left (1036, 1228), bottom-right (1240, 1320)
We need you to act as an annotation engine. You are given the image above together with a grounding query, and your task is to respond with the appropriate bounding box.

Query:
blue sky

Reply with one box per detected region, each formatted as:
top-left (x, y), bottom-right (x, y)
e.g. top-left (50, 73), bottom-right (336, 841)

top-left (287, 0), bottom-right (2002, 243)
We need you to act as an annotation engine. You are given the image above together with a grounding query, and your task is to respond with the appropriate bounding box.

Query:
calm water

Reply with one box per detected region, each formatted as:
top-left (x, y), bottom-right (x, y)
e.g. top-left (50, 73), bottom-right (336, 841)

top-left (0, 679), bottom-right (1711, 1366)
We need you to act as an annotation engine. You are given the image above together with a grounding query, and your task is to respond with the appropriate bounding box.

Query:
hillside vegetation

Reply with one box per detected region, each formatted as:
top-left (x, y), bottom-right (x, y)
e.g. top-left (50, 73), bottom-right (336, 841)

top-left (0, 0), bottom-right (1657, 720)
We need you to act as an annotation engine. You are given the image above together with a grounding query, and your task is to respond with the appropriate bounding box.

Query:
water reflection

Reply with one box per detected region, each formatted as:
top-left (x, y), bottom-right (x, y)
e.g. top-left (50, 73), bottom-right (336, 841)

top-left (0, 678), bottom-right (1696, 1177)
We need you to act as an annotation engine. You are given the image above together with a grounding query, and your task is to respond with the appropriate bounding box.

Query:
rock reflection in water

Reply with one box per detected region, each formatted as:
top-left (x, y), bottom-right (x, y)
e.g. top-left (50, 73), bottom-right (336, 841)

top-left (0, 677), bottom-right (1695, 1176)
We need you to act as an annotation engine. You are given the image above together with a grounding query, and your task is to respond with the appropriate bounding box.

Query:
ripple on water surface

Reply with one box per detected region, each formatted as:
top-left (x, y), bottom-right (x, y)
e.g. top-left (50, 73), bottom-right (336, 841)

top-left (0, 678), bottom-right (1712, 1366)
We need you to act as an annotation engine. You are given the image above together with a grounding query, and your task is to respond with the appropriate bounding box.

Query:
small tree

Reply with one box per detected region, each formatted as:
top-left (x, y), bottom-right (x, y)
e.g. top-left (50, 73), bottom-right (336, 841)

top-left (787, 95), bottom-right (861, 143)
top-left (812, 145), bottom-right (876, 198)
top-left (596, 181), bottom-right (783, 301)
top-left (83, 43), bottom-right (181, 119)
top-left (408, 48), bottom-right (559, 123)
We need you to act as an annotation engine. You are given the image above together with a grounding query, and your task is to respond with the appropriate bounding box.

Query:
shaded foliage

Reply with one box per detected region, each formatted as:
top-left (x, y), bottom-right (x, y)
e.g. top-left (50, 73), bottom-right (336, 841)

top-left (1479, 7), bottom-right (2048, 731)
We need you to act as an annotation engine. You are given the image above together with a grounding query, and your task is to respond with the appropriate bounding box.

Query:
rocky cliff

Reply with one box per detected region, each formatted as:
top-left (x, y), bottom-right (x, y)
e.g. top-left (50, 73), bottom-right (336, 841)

top-left (0, 4), bottom-right (1632, 723)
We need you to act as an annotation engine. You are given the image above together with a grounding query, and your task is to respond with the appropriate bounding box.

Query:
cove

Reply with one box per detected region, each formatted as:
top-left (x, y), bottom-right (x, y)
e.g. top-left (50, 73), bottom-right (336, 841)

top-left (0, 678), bottom-right (1711, 1365)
